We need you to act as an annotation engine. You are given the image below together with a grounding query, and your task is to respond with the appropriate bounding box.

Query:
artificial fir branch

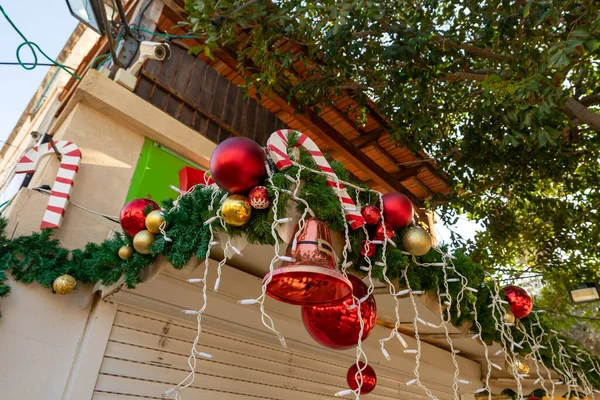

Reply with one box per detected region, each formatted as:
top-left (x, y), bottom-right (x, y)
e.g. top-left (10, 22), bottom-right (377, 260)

top-left (0, 142), bottom-right (597, 389)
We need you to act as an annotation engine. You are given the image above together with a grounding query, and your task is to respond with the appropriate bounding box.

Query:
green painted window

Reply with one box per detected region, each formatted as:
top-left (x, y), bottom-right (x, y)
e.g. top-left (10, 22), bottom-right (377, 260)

top-left (125, 139), bottom-right (204, 204)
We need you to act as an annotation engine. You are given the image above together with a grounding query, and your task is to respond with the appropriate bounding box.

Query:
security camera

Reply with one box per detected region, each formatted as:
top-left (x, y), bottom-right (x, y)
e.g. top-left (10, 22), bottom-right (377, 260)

top-left (139, 41), bottom-right (171, 61)
top-left (30, 131), bottom-right (42, 140)
top-left (115, 41), bottom-right (171, 91)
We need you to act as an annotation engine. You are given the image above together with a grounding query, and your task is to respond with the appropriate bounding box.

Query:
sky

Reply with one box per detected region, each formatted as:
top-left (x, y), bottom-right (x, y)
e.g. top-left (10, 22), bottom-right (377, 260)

top-left (0, 2), bottom-right (78, 143)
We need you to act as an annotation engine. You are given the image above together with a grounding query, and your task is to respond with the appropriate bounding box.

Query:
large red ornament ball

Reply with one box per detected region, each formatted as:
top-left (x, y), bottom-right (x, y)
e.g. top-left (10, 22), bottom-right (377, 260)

top-left (503, 285), bottom-right (533, 319)
top-left (120, 198), bottom-right (160, 237)
top-left (249, 186), bottom-right (271, 209)
top-left (347, 362), bottom-right (377, 394)
top-left (380, 192), bottom-right (414, 230)
top-left (373, 222), bottom-right (394, 241)
top-left (210, 137), bottom-right (267, 194)
top-left (301, 274), bottom-right (377, 350)
top-left (361, 205), bottom-right (381, 225)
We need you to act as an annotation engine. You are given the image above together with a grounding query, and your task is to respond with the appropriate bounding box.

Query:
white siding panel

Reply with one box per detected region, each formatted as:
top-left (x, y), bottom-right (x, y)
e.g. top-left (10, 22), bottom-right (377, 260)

top-left (94, 305), bottom-right (409, 399)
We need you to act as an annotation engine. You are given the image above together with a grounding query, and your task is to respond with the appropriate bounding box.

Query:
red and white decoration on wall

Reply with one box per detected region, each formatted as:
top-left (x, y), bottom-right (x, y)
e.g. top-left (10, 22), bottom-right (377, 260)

top-left (15, 140), bottom-right (82, 229)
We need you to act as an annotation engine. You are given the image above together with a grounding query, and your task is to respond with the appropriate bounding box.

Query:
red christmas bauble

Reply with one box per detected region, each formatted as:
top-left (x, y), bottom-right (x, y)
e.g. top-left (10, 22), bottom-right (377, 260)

top-left (249, 186), bottom-right (271, 209)
top-left (361, 205), bottom-right (381, 225)
top-left (347, 362), bottom-right (377, 394)
top-left (210, 137), bottom-right (267, 194)
top-left (503, 285), bottom-right (533, 319)
top-left (373, 222), bottom-right (394, 241)
top-left (360, 240), bottom-right (376, 257)
top-left (301, 275), bottom-right (377, 350)
top-left (120, 198), bottom-right (160, 237)
top-left (380, 192), bottom-right (414, 230)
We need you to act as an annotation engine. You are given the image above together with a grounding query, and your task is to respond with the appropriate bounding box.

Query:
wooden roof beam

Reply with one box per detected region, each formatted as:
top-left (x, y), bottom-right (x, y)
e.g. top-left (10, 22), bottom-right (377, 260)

top-left (323, 128), bottom-right (385, 157)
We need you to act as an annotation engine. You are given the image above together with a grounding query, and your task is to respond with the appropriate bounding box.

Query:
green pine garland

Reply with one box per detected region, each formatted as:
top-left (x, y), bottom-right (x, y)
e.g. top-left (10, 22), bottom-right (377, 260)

top-left (0, 138), bottom-right (598, 390)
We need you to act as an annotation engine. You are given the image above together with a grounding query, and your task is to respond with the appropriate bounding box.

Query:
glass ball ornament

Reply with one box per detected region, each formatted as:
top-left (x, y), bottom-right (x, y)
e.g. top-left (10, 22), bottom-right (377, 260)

top-left (346, 362), bottom-right (377, 394)
top-left (360, 240), bottom-right (376, 257)
top-left (301, 274), bottom-right (377, 350)
top-left (133, 230), bottom-right (155, 255)
top-left (380, 192), bottom-right (413, 229)
top-left (402, 226), bottom-right (432, 256)
top-left (373, 222), bottom-right (394, 241)
top-left (503, 285), bottom-right (533, 319)
top-left (221, 195), bottom-right (252, 226)
top-left (361, 205), bottom-right (381, 225)
top-left (503, 310), bottom-right (516, 325)
top-left (248, 186), bottom-right (271, 209)
top-left (209, 137), bottom-right (267, 194)
top-left (145, 210), bottom-right (165, 234)
top-left (118, 245), bottom-right (134, 260)
top-left (506, 355), bottom-right (530, 376)
top-left (53, 274), bottom-right (77, 295)
top-left (119, 198), bottom-right (160, 237)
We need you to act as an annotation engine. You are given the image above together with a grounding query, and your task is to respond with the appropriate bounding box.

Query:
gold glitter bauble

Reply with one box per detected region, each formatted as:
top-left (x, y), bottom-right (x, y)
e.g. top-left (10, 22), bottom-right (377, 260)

top-left (53, 274), bottom-right (76, 295)
top-left (221, 195), bottom-right (252, 226)
top-left (503, 310), bottom-right (516, 325)
top-left (506, 355), bottom-right (530, 375)
top-left (402, 227), bottom-right (432, 256)
top-left (145, 210), bottom-right (165, 234)
top-left (118, 245), bottom-right (134, 260)
top-left (133, 230), bottom-right (155, 255)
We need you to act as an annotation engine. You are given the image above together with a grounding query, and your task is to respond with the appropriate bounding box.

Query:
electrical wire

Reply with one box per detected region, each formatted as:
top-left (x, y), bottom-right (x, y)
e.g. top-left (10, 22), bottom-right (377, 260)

top-left (0, 62), bottom-right (77, 70)
top-left (0, 5), bottom-right (81, 80)
top-left (32, 187), bottom-right (120, 223)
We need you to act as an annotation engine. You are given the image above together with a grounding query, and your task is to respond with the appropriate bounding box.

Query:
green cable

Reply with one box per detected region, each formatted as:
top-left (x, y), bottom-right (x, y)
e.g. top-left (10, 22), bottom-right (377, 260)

top-left (0, 5), bottom-right (81, 80)
top-left (130, 25), bottom-right (198, 39)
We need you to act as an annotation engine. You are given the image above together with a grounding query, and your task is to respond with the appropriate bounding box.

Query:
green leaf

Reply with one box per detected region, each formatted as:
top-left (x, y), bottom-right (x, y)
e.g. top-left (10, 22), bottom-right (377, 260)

top-left (523, 1), bottom-right (532, 18)
top-left (570, 28), bottom-right (590, 39)
top-left (584, 39), bottom-right (600, 52)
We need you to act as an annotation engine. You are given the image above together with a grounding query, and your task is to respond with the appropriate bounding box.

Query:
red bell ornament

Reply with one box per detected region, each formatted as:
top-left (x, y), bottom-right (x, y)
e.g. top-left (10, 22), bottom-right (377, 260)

top-left (264, 218), bottom-right (352, 306)
top-left (361, 205), bottom-right (381, 226)
top-left (120, 198), bottom-right (160, 237)
top-left (210, 137), bottom-right (267, 194)
top-left (347, 362), bottom-right (377, 394)
top-left (380, 192), bottom-right (414, 230)
top-left (301, 274), bottom-right (377, 350)
top-left (503, 285), bottom-right (533, 319)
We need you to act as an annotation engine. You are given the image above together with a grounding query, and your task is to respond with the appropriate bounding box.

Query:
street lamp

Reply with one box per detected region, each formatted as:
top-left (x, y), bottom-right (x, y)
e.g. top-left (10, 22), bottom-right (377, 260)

top-left (65, 0), bottom-right (105, 34)
top-left (569, 283), bottom-right (600, 304)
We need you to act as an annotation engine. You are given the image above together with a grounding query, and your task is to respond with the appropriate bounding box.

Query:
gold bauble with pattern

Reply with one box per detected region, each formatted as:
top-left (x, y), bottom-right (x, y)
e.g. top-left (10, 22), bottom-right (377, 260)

top-left (221, 195), bottom-right (252, 226)
top-left (145, 210), bottom-right (166, 234)
top-left (402, 226), bottom-right (432, 256)
top-left (133, 230), bottom-right (155, 255)
top-left (53, 274), bottom-right (77, 295)
top-left (118, 245), bottom-right (134, 260)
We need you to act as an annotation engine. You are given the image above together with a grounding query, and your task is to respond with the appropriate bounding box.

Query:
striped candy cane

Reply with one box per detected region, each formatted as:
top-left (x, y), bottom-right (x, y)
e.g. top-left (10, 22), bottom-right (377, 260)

top-left (267, 129), bottom-right (366, 230)
top-left (15, 140), bottom-right (82, 229)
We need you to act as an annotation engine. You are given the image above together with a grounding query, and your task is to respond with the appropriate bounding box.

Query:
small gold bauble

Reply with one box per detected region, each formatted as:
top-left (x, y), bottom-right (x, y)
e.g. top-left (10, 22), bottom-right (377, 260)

top-left (221, 195), bottom-right (252, 227)
top-left (133, 230), bottom-right (155, 255)
top-left (145, 210), bottom-right (166, 234)
top-left (118, 245), bottom-right (134, 260)
top-left (503, 310), bottom-right (516, 325)
top-left (53, 274), bottom-right (77, 295)
top-left (402, 226), bottom-right (432, 256)
top-left (507, 355), bottom-right (530, 375)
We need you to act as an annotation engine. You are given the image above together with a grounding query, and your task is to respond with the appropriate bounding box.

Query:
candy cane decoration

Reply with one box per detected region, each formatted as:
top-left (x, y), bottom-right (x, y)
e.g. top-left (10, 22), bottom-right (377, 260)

top-left (267, 129), bottom-right (366, 229)
top-left (15, 140), bottom-right (82, 229)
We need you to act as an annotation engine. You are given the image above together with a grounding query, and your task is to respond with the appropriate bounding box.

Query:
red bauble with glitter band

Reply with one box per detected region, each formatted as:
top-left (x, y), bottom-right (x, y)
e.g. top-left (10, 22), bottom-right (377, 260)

top-left (249, 186), bottom-right (271, 209)
top-left (120, 198), bottom-right (160, 237)
top-left (347, 362), bottom-right (377, 394)
top-left (380, 192), bottom-right (414, 230)
top-left (503, 285), bottom-right (533, 319)
top-left (301, 274), bottom-right (377, 350)
top-left (210, 137), bottom-right (267, 194)
top-left (361, 205), bottom-right (381, 225)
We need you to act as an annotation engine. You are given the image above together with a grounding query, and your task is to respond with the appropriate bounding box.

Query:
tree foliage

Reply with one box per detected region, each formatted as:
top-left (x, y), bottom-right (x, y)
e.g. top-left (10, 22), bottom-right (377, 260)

top-left (185, 0), bottom-right (600, 304)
